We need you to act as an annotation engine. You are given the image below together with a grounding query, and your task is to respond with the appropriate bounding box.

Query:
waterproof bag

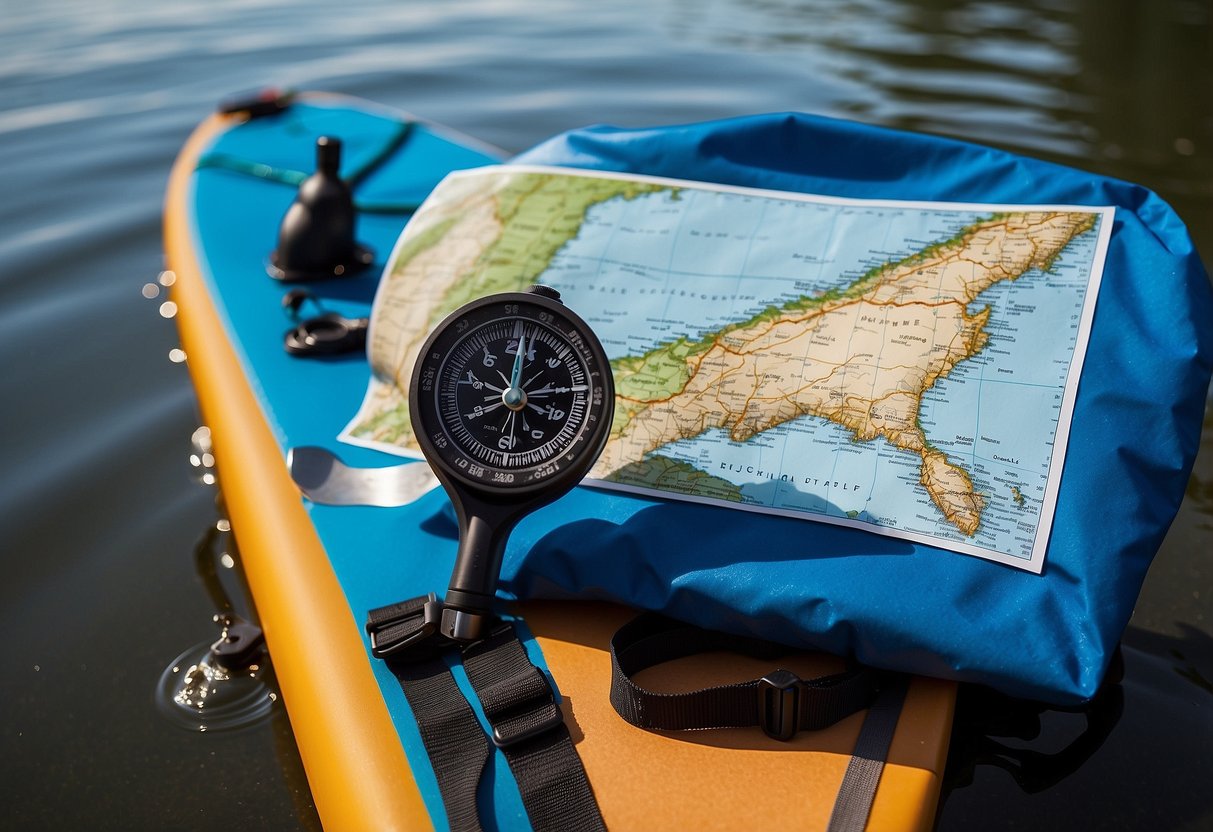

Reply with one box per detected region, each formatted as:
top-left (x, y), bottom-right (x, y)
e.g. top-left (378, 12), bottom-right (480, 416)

top-left (478, 113), bottom-right (1211, 706)
top-left (354, 114), bottom-right (1208, 708)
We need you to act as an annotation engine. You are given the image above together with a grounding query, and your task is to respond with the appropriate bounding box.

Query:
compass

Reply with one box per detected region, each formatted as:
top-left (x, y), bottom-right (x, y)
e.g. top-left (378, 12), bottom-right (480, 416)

top-left (409, 285), bottom-right (614, 642)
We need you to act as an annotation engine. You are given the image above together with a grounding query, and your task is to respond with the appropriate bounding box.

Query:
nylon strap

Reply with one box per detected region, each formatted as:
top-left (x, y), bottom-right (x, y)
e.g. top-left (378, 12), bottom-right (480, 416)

top-left (372, 602), bottom-right (604, 832)
top-left (827, 676), bottom-right (910, 832)
top-left (610, 613), bottom-right (909, 830)
top-left (195, 119), bottom-right (424, 213)
top-left (385, 656), bottom-right (488, 832)
top-left (610, 613), bottom-right (879, 739)
top-left (463, 625), bottom-right (606, 832)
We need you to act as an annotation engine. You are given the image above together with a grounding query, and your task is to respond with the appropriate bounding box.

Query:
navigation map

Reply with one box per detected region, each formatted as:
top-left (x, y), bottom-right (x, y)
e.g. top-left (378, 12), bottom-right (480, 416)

top-left (342, 166), bottom-right (1112, 572)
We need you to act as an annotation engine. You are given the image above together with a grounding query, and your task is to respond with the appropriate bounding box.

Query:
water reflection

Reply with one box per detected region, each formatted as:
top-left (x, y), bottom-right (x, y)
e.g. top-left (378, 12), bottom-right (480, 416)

top-left (942, 665), bottom-right (1125, 800)
top-left (670, 0), bottom-right (1212, 257)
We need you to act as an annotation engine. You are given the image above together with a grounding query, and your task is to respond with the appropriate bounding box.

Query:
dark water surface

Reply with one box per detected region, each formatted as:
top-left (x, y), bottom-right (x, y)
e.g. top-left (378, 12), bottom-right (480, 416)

top-left (2, 1), bottom-right (1211, 828)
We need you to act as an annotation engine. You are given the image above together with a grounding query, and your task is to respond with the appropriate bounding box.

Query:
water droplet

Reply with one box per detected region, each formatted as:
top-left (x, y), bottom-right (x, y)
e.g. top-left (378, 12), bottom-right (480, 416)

top-left (159, 301), bottom-right (178, 319)
top-left (220, 553), bottom-right (235, 569)
top-left (142, 283), bottom-right (161, 299)
top-left (169, 348), bottom-right (187, 363)
top-left (216, 519), bottom-right (231, 532)
top-left (159, 270), bottom-right (177, 287)
top-left (1174, 138), bottom-right (1195, 156)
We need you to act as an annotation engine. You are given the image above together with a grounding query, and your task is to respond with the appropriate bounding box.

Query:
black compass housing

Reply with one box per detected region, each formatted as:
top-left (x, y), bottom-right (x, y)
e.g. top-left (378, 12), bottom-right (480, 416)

top-left (409, 286), bottom-right (614, 641)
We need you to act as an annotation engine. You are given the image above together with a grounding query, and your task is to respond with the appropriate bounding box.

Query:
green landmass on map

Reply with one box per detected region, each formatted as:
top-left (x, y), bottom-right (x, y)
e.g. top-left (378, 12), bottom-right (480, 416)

top-left (431, 174), bottom-right (675, 328)
top-left (1011, 486), bottom-right (1027, 507)
top-left (607, 215), bottom-right (1016, 439)
top-left (388, 216), bottom-right (457, 278)
top-left (351, 396), bottom-right (412, 443)
top-left (352, 172), bottom-right (678, 444)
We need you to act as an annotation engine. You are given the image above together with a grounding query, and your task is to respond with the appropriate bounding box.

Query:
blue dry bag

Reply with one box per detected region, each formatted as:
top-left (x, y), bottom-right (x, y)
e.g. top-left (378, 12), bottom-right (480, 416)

top-left (492, 112), bottom-right (1212, 705)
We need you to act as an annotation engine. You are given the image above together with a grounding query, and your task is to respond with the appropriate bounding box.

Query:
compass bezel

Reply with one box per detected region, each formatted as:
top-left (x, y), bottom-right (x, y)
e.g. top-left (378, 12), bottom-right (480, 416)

top-left (409, 291), bottom-right (614, 498)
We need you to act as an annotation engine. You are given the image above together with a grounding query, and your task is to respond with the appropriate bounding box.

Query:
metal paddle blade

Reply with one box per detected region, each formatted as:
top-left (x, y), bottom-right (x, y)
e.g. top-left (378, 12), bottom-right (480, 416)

top-left (288, 446), bottom-right (438, 507)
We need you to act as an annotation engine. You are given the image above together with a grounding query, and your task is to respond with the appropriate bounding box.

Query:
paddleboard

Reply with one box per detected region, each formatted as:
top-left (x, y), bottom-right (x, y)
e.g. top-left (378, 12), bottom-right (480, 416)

top-left (164, 91), bottom-right (954, 831)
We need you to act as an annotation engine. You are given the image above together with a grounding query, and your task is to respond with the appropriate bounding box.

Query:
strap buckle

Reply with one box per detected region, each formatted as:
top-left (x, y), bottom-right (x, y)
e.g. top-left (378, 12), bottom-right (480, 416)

top-left (489, 671), bottom-right (566, 749)
top-left (365, 592), bottom-right (444, 659)
top-left (758, 669), bottom-right (802, 741)
top-left (468, 624), bottom-right (567, 750)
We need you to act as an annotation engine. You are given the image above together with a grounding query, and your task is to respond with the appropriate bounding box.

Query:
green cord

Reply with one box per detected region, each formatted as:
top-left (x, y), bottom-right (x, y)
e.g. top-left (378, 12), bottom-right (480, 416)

top-left (195, 153), bottom-right (308, 186)
top-left (195, 119), bottom-right (423, 214)
top-left (345, 120), bottom-right (414, 187)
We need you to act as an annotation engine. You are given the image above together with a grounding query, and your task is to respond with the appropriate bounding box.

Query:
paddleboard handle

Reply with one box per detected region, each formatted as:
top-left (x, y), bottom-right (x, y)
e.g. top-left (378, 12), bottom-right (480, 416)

top-left (267, 136), bottom-right (374, 282)
top-left (217, 87), bottom-right (294, 119)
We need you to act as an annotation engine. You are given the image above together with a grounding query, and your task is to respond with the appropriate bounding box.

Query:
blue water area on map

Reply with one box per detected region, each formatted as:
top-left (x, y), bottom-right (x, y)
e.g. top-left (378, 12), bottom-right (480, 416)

top-left (543, 186), bottom-right (990, 360)
top-left (920, 229), bottom-right (1104, 558)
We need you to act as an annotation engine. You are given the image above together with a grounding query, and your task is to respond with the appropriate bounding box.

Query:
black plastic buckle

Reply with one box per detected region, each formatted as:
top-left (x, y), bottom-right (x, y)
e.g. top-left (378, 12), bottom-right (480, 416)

top-left (490, 670), bottom-right (566, 750)
top-left (473, 624), bottom-right (566, 749)
top-left (758, 669), bottom-right (802, 741)
top-left (366, 593), bottom-right (444, 659)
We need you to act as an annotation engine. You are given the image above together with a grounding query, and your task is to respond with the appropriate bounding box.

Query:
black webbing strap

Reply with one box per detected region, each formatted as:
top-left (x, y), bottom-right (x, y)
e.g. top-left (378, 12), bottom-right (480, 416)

top-left (369, 599), bottom-right (604, 832)
top-left (610, 613), bottom-right (880, 740)
top-left (385, 656), bottom-right (489, 832)
top-left (463, 625), bottom-right (606, 832)
top-left (827, 676), bottom-right (910, 832)
top-left (610, 613), bottom-right (911, 829)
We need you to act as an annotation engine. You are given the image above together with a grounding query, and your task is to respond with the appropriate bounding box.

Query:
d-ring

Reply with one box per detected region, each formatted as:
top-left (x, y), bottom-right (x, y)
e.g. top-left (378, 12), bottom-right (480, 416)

top-left (284, 312), bottom-right (368, 356)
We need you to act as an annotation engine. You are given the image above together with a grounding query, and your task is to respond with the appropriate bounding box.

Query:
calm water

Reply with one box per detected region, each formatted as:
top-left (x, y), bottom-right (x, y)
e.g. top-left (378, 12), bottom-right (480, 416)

top-left (2, 0), bottom-right (1210, 828)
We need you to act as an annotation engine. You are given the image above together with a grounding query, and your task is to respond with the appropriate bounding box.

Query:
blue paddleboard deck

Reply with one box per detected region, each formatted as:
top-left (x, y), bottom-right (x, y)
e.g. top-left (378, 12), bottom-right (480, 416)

top-left (168, 93), bottom-right (953, 831)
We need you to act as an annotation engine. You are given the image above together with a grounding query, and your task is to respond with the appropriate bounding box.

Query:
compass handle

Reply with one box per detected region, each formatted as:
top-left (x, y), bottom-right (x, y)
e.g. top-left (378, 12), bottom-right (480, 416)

top-left (438, 489), bottom-right (534, 642)
top-left (446, 513), bottom-right (513, 610)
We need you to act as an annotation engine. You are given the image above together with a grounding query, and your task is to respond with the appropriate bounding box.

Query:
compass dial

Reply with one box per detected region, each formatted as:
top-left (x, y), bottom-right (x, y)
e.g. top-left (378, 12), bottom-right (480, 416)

top-left (410, 291), bottom-right (613, 494)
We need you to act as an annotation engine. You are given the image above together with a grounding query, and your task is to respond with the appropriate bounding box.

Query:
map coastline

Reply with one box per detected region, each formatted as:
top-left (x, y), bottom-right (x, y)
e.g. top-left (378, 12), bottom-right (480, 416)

top-left (342, 165), bottom-right (1115, 573)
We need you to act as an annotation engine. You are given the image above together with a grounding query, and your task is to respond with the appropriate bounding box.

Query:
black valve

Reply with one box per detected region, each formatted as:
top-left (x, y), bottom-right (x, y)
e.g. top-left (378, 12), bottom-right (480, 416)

top-left (267, 136), bottom-right (374, 282)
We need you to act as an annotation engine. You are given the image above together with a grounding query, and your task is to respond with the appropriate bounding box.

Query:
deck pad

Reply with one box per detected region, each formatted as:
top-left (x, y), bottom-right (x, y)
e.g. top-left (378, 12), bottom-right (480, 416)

top-left (166, 94), bottom-right (953, 831)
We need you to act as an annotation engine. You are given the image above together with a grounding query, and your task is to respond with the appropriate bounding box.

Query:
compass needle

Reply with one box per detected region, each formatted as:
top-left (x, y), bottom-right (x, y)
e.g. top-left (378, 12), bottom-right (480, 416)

top-left (509, 332), bottom-right (525, 389)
